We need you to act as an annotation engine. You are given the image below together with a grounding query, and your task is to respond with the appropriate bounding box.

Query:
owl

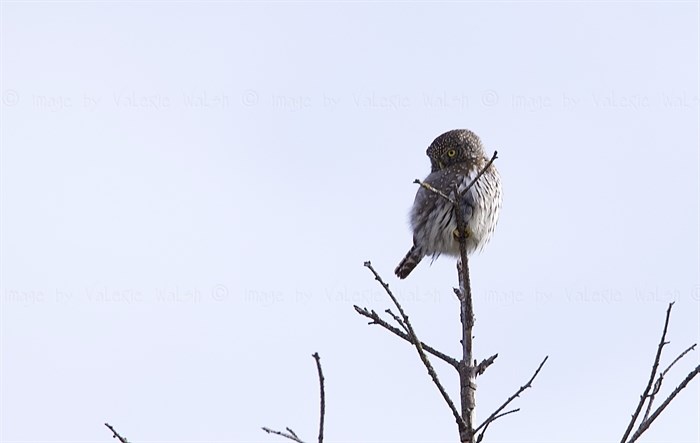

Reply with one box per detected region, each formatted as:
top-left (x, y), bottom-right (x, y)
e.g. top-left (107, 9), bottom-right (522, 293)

top-left (394, 129), bottom-right (502, 279)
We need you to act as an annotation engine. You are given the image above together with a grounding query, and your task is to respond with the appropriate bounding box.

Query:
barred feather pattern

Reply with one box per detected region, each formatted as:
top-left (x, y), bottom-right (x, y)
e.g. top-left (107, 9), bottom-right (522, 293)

top-left (395, 130), bottom-right (501, 279)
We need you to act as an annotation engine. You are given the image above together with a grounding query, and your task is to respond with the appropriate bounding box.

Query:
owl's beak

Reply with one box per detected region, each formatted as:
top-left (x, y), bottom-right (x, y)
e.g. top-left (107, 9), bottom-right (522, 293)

top-left (437, 161), bottom-right (445, 169)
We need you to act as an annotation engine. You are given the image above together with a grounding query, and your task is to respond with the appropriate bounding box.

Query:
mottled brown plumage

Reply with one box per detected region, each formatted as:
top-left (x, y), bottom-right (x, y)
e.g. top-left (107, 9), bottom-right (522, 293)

top-left (395, 129), bottom-right (502, 279)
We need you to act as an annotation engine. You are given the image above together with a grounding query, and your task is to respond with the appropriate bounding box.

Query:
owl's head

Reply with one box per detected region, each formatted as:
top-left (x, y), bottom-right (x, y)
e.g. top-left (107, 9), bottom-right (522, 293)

top-left (426, 129), bottom-right (485, 172)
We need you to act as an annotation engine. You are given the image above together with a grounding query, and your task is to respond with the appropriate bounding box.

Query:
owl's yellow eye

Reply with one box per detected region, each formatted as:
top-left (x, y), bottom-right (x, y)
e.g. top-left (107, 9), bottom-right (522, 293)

top-left (447, 149), bottom-right (457, 157)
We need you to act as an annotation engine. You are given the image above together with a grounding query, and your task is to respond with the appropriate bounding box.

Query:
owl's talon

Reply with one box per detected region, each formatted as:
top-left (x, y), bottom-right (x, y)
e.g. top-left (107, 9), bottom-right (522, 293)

top-left (453, 228), bottom-right (472, 239)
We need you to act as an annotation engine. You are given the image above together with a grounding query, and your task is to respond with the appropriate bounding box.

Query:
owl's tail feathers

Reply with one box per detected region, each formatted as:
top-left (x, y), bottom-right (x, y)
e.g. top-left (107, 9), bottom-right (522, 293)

top-left (395, 246), bottom-right (423, 279)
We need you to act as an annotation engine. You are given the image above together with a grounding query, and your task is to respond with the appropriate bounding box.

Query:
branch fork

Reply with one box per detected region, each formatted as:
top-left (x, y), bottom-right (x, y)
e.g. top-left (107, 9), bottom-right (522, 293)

top-left (620, 302), bottom-right (699, 443)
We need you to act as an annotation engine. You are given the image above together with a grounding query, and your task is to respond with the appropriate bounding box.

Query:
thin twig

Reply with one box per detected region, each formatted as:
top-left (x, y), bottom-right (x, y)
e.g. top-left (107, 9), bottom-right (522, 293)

top-left (413, 179), bottom-right (456, 204)
top-left (474, 354), bottom-right (499, 376)
top-left (262, 353), bottom-right (326, 443)
top-left (262, 427), bottom-right (306, 443)
top-left (416, 152), bottom-right (498, 206)
top-left (363, 261), bottom-right (468, 434)
top-left (662, 343), bottom-right (697, 378)
top-left (459, 151), bottom-right (498, 199)
top-left (354, 305), bottom-right (459, 368)
top-left (104, 423), bottom-right (129, 443)
top-left (475, 408), bottom-right (520, 443)
top-left (620, 302), bottom-right (674, 443)
top-left (385, 308), bottom-right (408, 333)
top-left (643, 343), bottom-right (697, 422)
top-left (312, 353), bottom-right (325, 443)
top-left (474, 356), bottom-right (548, 434)
top-left (628, 364), bottom-right (700, 443)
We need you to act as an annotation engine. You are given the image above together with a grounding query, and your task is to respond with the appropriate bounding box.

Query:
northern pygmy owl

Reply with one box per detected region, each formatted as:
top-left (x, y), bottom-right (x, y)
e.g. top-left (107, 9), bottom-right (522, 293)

top-left (395, 129), bottom-right (502, 279)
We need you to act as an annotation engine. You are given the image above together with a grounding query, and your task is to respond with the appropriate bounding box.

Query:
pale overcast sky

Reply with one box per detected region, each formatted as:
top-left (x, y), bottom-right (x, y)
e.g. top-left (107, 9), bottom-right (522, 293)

top-left (1, 2), bottom-right (698, 443)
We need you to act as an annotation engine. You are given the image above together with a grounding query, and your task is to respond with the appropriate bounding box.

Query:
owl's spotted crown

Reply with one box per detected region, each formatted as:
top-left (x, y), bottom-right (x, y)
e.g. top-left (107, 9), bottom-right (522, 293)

top-left (427, 129), bottom-right (485, 172)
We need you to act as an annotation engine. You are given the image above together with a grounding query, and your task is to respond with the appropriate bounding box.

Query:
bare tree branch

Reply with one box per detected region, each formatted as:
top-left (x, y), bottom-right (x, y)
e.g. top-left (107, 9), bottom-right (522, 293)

top-left (620, 302), bottom-right (674, 443)
top-left (262, 427), bottom-right (306, 443)
top-left (642, 343), bottom-right (697, 422)
top-left (417, 151), bottom-right (500, 443)
top-left (104, 423), bottom-right (129, 443)
top-left (454, 209), bottom-right (476, 443)
top-left (354, 305), bottom-right (459, 368)
top-left (363, 261), bottom-right (468, 435)
top-left (628, 364), bottom-right (700, 443)
top-left (263, 353), bottom-right (327, 443)
top-left (312, 353), bottom-right (325, 443)
top-left (474, 355), bottom-right (549, 436)
top-left (474, 354), bottom-right (499, 377)
top-left (385, 308), bottom-right (408, 333)
top-left (618, 302), bottom-right (699, 442)
top-left (661, 343), bottom-right (697, 377)
top-left (475, 408), bottom-right (520, 443)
